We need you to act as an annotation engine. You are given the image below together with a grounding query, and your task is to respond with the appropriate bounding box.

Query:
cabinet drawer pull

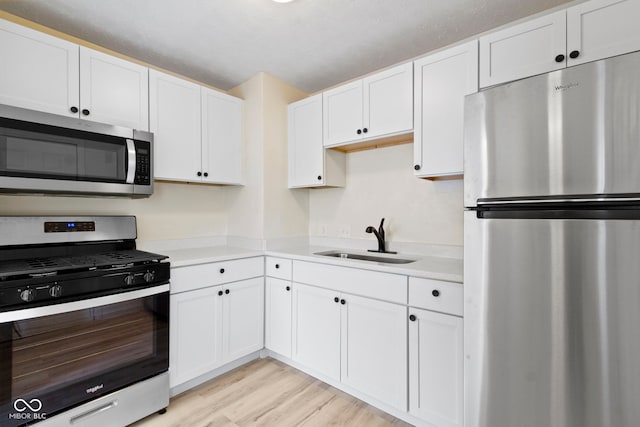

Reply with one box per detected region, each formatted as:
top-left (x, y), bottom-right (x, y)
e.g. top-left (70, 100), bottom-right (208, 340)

top-left (340, 299), bottom-right (346, 305)
top-left (275, 264), bottom-right (280, 269)
top-left (197, 171), bottom-right (202, 177)
top-left (203, 172), bottom-right (209, 177)
top-left (555, 54), bottom-right (565, 63)
top-left (286, 286), bottom-right (291, 291)
top-left (334, 297), bottom-right (339, 303)
top-left (362, 127), bottom-right (368, 133)
top-left (569, 50), bottom-right (580, 59)
top-left (432, 289), bottom-right (440, 297)
top-left (409, 314), bottom-right (417, 322)
top-left (219, 268), bottom-right (225, 274)
top-left (225, 289), bottom-right (230, 295)
top-left (70, 106), bottom-right (79, 113)
top-left (317, 175), bottom-right (322, 181)
top-left (414, 164), bottom-right (421, 171)
top-left (357, 129), bottom-right (362, 135)
top-left (218, 290), bottom-right (223, 296)
top-left (81, 109), bottom-right (90, 116)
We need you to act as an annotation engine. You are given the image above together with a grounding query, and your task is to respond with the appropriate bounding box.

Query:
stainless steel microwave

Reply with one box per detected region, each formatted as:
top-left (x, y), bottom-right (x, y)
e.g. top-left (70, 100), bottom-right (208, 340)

top-left (0, 104), bottom-right (153, 197)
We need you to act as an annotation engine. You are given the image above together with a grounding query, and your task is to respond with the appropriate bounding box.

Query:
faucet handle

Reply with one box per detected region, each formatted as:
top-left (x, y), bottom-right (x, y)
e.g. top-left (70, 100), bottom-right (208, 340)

top-left (379, 218), bottom-right (385, 230)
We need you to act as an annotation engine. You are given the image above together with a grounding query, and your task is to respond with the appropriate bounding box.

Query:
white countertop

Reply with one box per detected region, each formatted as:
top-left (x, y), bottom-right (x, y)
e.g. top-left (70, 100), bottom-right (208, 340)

top-left (267, 246), bottom-right (463, 283)
top-left (140, 239), bottom-right (463, 283)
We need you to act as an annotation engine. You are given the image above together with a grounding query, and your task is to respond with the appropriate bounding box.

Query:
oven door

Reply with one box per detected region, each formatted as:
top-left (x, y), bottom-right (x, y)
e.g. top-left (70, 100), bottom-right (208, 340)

top-left (0, 285), bottom-right (169, 426)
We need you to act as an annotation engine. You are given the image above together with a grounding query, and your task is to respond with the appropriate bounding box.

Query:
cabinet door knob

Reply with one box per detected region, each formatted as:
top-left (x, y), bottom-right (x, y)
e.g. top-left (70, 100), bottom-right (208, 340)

top-left (70, 106), bottom-right (79, 113)
top-left (218, 290), bottom-right (223, 296)
top-left (225, 289), bottom-right (230, 295)
top-left (569, 50), bottom-right (580, 59)
top-left (409, 314), bottom-right (417, 322)
top-left (317, 175), bottom-right (322, 181)
top-left (275, 264), bottom-right (280, 269)
top-left (203, 172), bottom-right (209, 177)
top-left (81, 109), bottom-right (90, 116)
top-left (334, 297), bottom-right (339, 303)
top-left (357, 129), bottom-right (362, 135)
top-left (219, 268), bottom-right (225, 274)
top-left (414, 164), bottom-right (421, 171)
top-left (197, 171), bottom-right (202, 177)
top-left (340, 299), bottom-right (346, 305)
top-left (362, 128), bottom-right (368, 133)
top-left (286, 286), bottom-right (291, 291)
top-left (432, 289), bottom-right (440, 297)
top-left (555, 54), bottom-right (565, 63)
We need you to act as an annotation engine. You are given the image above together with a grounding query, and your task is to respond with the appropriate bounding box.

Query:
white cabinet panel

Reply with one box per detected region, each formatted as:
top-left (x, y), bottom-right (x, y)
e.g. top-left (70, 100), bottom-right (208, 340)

top-left (0, 19), bottom-right (79, 117)
top-left (149, 69), bottom-right (202, 181)
top-left (414, 40), bottom-right (478, 178)
top-left (170, 285), bottom-right (223, 387)
top-left (292, 283), bottom-right (341, 381)
top-left (222, 277), bottom-right (264, 362)
top-left (409, 308), bottom-right (463, 427)
top-left (409, 277), bottom-right (463, 316)
top-left (201, 87), bottom-right (243, 184)
top-left (79, 47), bottom-right (149, 130)
top-left (322, 80), bottom-right (363, 147)
top-left (265, 256), bottom-right (292, 280)
top-left (341, 294), bottom-right (408, 411)
top-left (265, 277), bottom-right (292, 357)
top-left (363, 62), bottom-right (413, 139)
top-left (567, 0), bottom-right (640, 66)
top-left (479, 10), bottom-right (567, 87)
top-left (170, 256), bottom-right (264, 294)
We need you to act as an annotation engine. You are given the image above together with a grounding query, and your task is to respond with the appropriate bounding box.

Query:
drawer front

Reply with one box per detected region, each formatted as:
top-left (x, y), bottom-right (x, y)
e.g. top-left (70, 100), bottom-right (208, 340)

top-left (409, 277), bottom-right (462, 316)
top-left (171, 256), bottom-right (264, 294)
top-left (265, 256), bottom-right (292, 280)
top-left (292, 260), bottom-right (407, 304)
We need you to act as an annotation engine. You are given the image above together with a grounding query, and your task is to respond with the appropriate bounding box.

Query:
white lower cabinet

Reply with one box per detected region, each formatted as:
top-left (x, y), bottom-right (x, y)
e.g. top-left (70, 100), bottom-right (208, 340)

top-left (265, 277), bottom-right (293, 358)
top-left (170, 272), bottom-right (264, 389)
top-left (341, 294), bottom-right (407, 411)
top-left (291, 283), bottom-right (341, 381)
top-left (409, 308), bottom-right (464, 427)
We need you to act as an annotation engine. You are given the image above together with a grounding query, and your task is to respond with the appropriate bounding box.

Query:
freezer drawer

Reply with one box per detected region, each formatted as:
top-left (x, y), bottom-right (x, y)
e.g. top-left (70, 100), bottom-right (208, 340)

top-left (464, 210), bottom-right (640, 427)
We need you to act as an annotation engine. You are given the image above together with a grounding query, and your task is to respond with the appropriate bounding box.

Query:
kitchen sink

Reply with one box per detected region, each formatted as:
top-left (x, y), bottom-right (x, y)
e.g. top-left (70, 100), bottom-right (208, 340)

top-left (314, 250), bottom-right (416, 264)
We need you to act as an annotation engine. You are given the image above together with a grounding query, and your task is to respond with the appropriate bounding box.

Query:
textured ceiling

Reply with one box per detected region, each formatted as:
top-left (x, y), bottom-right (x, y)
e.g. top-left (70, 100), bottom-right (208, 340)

top-left (0, 0), bottom-right (573, 93)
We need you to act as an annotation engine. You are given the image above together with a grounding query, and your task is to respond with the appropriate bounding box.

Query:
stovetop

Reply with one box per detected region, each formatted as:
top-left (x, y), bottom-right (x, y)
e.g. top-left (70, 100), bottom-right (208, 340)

top-left (0, 249), bottom-right (168, 280)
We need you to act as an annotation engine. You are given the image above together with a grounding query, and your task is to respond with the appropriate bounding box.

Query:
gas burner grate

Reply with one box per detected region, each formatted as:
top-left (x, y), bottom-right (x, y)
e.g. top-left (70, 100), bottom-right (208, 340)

top-left (26, 258), bottom-right (62, 269)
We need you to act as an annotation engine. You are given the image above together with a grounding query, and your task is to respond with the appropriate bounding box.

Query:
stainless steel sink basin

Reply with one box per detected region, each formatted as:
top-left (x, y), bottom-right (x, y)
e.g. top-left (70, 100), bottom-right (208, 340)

top-left (314, 250), bottom-right (416, 264)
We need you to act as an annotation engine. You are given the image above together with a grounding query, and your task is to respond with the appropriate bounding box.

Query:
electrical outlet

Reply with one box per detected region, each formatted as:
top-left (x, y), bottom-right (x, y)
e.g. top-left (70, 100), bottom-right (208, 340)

top-left (338, 224), bottom-right (351, 238)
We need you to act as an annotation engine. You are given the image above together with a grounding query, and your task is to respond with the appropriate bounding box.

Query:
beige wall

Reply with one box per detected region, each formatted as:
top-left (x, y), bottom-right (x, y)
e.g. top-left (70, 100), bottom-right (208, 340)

top-left (308, 143), bottom-right (464, 246)
top-left (0, 182), bottom-right (228, 241)
top-left (227, 72), bottom-right (309, 241)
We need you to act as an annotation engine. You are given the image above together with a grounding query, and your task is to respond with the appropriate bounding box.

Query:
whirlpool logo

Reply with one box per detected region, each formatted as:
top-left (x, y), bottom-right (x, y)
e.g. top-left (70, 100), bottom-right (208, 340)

top-left (8, 398), bottom-right (47, 421)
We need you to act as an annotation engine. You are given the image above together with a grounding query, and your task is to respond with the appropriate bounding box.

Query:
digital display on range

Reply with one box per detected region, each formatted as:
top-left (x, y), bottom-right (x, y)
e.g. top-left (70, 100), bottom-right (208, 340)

top-left (44, 221), bottom-right (96, 233)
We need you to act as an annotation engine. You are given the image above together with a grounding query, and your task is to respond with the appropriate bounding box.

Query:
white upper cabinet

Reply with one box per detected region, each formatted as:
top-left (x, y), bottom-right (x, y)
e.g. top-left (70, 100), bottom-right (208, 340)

top-left (480, 0), bottom-right (640, 88)
top-left (288, 94), bottom-right (345, 188)
top-left (414, 40), bottom-right (478, 178)
top-left (150, 69), bottom-right (244, 184)
top-left (479, 10), bottom-right (566, 88)
top-left (149, 69), bottom-right (202, 182)
top-left (323, 62), bottom-right (413, 147)
top-left (0, 19), bottom-right (148, 129)
top-left (566, 0), bottom-right (640, 66)
top-left (201, 87), bottom-right (243, 185)
top-left (79, 47), bottom-right (149, 130)
top-left (0, 19), bottom-right (79, 118)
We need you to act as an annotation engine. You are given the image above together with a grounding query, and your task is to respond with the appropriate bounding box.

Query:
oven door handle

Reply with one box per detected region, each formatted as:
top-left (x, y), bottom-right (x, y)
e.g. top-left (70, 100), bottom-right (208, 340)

top-left (0, 284), bottom-right (169, 323)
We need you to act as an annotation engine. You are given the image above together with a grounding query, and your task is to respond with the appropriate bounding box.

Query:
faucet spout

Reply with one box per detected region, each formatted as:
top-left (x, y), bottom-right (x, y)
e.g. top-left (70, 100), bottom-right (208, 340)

top-left (365, 218), bottom-right (397, 254)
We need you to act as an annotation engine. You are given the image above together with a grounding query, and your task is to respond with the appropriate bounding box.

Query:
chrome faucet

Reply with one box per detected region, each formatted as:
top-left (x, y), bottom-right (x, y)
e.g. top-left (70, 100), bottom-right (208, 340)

top-left (365, 218), bottom-right (396, 254)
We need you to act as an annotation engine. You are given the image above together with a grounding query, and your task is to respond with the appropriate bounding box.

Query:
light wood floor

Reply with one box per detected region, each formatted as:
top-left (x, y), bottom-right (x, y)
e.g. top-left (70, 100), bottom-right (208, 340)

top-left (130, 358), bottom-right (413, 427)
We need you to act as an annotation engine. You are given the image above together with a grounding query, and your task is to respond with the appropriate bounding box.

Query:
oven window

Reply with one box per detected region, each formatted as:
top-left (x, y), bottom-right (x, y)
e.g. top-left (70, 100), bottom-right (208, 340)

top-left (0, 292), bottom-right (169, 424)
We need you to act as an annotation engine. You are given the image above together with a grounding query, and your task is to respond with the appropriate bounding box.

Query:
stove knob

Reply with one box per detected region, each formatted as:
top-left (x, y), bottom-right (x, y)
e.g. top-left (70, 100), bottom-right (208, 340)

top-left (49, 285), bottom-right (63, 298)
top-left (124, 274), bottom-right (136, 286)
top-left (20, 289), bottom-right (35, 302)
top-left (143, 271), bottom-right (155, 283)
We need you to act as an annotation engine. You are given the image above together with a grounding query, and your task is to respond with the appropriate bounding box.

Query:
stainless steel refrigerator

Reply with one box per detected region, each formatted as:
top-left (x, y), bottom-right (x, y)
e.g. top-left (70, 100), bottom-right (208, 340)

top-left (464, 50), bottom-right (640, 427)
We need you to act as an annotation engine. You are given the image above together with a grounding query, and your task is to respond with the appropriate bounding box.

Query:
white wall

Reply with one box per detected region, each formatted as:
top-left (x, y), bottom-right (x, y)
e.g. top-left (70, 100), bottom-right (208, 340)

top-left (0, 182), bottom-right (228, 241)
top-left (308, 143), bottom-right (463, 246)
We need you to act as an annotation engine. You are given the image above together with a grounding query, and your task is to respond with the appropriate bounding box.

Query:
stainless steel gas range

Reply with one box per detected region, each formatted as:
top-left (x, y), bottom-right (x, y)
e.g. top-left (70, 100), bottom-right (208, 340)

top-left (0, 216), bottom-right (170, 426)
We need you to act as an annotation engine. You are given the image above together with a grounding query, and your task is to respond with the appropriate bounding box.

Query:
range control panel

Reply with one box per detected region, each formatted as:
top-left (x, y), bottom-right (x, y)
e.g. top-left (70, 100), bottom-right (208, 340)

top-left (44, 221), bottom-right (96, 233)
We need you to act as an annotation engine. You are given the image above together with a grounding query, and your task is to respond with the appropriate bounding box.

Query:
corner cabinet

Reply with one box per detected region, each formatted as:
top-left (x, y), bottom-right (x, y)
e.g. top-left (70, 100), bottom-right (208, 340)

top-left (150, 69), bottom-right (243, 184)
top-left (480, 0), bottom-right (640, 88)
top-left (265, 257), bottom-right (294, 357)
top-left (288, 94), bottom-right (345, 188)
top-left (323, 62), bottom-right (413, 147)
top-left (0, 19), bottom-right (149, 130)
top-left (413, 40), bottom-right (478, 178)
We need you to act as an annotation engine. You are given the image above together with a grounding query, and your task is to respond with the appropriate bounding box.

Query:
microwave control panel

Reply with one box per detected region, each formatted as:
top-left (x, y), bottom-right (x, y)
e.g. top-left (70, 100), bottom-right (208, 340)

top-left (134, 141), bottom-right (151, 185)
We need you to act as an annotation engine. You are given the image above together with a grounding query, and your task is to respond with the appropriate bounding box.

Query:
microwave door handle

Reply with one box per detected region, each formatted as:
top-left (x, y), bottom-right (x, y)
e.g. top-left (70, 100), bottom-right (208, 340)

top-left (125, 139), bottom-right (136, 184)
